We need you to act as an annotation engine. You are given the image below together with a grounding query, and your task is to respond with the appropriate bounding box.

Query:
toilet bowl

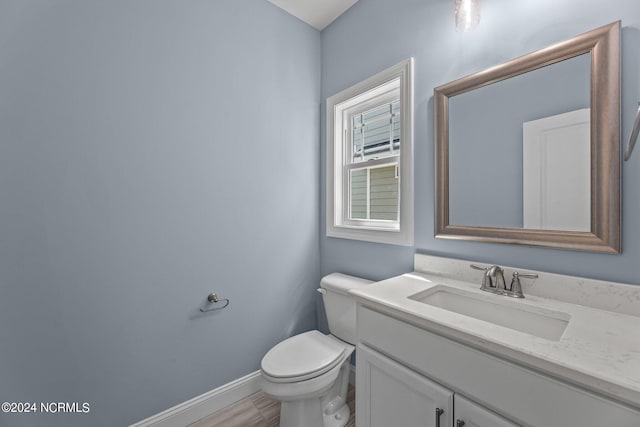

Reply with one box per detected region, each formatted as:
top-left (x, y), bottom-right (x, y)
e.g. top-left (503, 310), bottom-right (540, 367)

top-left (260, 273), bottom-right (371, 427)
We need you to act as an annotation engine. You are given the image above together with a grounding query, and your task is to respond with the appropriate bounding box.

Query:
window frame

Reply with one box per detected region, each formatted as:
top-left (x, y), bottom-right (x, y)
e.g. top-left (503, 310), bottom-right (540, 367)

top-left (326, 58), bottom-right (414, 245)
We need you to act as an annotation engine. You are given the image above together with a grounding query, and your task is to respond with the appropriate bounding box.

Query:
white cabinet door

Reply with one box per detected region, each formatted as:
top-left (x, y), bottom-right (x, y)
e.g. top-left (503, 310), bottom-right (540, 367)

top-left (454, 395), bottom-right (519, 427)
top-left (356, 344), bottom-right (454, 427)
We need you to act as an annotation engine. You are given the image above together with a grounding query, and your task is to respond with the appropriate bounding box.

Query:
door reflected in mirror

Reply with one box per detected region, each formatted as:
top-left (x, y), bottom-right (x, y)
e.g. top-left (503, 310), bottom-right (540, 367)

top-left (522, 108), bottom-right (590, 232)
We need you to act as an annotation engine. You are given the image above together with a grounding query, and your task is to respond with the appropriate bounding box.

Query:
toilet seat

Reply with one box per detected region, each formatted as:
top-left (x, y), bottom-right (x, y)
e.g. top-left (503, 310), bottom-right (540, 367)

top-left (261, 331), bottom-right (348, 383)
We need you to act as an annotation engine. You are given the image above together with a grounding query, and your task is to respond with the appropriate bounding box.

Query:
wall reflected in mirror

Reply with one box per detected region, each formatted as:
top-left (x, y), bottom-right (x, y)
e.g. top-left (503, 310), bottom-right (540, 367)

top-left (448, 53), bottom-right (591, 231)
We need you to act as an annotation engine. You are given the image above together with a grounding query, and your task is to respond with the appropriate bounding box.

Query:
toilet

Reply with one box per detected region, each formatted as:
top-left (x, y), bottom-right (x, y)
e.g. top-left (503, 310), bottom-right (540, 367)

top-left (260, 273), bottom-right (371, 427)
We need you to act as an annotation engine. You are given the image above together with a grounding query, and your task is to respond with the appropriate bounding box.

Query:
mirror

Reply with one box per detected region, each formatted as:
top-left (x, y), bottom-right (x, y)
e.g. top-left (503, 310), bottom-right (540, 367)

top-left (434, 22), bottom-right (621, 253)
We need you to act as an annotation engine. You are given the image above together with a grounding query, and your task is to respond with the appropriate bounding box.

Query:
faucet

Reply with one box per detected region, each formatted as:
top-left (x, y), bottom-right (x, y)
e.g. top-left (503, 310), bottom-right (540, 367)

top-left (470, 264), bottom-right (538, 298)
top-left (471, 264), bottom-right (506, 293)
top-left (486, 265), bottom-right (506, 292)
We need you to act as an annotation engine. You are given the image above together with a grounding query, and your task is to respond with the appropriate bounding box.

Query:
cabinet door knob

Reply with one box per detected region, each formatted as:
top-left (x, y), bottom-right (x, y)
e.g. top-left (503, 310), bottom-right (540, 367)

top-left (456, 420), bottom-right (466, 427)
top-left (435, 408), bottom-right (444, 427)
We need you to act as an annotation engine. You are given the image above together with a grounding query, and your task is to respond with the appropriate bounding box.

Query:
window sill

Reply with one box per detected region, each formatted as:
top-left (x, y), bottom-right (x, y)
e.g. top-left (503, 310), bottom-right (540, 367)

top-left (327, 223), bottom-right (413, 246)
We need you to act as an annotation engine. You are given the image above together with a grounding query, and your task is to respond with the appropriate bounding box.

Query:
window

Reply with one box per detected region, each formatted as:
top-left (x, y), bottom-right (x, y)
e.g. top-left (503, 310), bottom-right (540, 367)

top-left (326, 58), bottom-right (413, 245)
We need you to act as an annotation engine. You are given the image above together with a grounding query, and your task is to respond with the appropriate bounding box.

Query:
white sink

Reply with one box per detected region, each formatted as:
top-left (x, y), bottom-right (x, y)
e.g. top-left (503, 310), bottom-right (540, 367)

top-left (408, 285), bottom-right (570, 341)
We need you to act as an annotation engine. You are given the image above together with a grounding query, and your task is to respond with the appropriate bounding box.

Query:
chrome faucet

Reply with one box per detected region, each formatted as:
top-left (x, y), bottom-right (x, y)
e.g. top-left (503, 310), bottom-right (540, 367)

top-left (470, 264), bottom-right (538, 298)
top-left (471, 264), bottom-right (505, 293)
top-left (486, 265), bottom-right (506, 292)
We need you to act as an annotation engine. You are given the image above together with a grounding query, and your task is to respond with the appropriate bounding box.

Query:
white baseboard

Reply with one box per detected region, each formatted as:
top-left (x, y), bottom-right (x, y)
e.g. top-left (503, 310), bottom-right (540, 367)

top-left (131, 364), bottom-right (357, 427)
top-left (130, 370), bottom-right (262, 427)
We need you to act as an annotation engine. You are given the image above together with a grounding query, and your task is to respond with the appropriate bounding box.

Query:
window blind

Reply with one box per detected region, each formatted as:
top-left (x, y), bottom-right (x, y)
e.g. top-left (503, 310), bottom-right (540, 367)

top-left (352, 100), bottom-right (400, 162)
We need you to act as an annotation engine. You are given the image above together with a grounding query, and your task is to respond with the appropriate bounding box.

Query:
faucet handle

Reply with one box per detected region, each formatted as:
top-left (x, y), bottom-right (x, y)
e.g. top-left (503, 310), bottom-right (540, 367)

top-left (508, 271), bottom-right (539, 298)
top-left (470, 264), bottom-right (488, 271)
top-left (515, 272), bottom-right (539, 279)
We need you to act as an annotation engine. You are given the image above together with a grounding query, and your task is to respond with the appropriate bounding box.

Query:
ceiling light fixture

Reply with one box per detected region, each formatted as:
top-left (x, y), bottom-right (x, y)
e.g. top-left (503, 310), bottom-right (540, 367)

top-left (454, 0), bottom-right (481, 32)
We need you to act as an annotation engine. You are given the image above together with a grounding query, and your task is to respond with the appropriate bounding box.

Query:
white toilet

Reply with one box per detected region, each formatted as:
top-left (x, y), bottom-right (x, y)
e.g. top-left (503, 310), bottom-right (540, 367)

top-left (260, 273), bottom-right (371, 427)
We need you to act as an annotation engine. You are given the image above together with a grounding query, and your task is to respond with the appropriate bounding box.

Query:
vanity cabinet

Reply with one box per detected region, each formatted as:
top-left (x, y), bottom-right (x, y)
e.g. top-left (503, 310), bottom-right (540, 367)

top-left (357, 344), bottom-right (453, 427)
top-left (357, 344), bottom-right (516, 427)
top-left (355, 305), bottom-right (640, 427)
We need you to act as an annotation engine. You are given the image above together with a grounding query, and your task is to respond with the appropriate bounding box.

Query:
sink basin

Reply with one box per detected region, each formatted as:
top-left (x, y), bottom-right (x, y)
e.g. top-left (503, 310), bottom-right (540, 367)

top-left (408, 285), bottom-right (570, 341)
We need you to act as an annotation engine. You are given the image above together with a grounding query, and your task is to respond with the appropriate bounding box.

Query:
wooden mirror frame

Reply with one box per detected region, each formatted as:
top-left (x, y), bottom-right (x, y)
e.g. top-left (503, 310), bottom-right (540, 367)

top-left (434, 21), bottom-right (621, 253)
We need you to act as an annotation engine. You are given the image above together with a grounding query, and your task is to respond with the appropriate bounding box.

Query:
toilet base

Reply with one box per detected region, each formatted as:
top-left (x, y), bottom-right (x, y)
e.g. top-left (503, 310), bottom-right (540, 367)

top-left (322, 398), bottom-right (350, 427)
top-left (271, 359), bottom-right (352, 427)
top-left (279, 398), bottom-right (324, 427)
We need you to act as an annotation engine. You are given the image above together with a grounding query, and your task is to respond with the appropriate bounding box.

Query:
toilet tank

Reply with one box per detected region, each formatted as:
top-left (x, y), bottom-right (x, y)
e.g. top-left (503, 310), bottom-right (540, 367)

top-left (320, 273), bottom-right (372, 345)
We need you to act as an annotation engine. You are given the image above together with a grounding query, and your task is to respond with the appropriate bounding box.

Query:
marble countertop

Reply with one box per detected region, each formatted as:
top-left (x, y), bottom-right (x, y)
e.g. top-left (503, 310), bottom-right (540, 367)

top-left (350, 270), bottom-right (640, 409)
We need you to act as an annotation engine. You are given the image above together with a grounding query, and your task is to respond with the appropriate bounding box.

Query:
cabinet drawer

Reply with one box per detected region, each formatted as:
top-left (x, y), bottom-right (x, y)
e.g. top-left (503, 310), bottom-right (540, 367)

top-left (357, 305), bottom-right (640, 426)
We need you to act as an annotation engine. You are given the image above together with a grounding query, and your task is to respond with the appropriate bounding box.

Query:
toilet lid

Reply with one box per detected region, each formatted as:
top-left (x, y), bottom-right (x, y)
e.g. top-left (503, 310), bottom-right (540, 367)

top-left (261, 331), bottom-right (347, 379)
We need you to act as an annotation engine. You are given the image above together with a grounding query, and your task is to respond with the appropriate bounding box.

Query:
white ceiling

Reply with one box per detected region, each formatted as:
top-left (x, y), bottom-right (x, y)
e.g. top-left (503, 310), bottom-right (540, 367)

top-left (268, 0), bottom-right (359, 31)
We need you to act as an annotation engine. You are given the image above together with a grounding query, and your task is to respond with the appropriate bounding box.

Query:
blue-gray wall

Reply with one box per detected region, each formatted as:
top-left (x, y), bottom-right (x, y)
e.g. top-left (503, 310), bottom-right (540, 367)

top-left (321, 0), bottom-right (640, 283)
top-left (0, 1), bottom-right (320, 426)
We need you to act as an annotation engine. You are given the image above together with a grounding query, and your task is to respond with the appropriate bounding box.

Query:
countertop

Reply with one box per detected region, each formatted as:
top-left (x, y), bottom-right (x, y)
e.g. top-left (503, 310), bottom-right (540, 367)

top-left (350, 271), bottom-right (640, 409)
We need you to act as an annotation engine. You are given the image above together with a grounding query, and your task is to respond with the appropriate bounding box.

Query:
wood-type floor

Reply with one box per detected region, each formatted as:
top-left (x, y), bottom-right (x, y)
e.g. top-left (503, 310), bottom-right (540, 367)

top-left (189, 385), bottom-right (355, 427)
